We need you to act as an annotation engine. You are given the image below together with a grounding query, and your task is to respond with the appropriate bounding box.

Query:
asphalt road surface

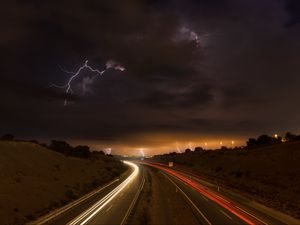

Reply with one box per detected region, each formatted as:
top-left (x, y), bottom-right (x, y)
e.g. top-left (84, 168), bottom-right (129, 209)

top-left (31, 161), bottom-right (145, 225)
top-left (31, 161), bottom-right (299, 225)
top-left (140, 162), bottom-right (299, 225)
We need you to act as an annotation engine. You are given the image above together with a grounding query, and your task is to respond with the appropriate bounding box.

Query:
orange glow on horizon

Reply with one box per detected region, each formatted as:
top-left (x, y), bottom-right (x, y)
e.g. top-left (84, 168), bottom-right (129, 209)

top-left (69, 133), bottom-right (245, 156)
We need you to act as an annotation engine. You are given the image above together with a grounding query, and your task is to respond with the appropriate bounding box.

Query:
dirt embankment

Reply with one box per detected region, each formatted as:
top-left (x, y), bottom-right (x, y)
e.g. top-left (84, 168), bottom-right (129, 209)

top-left (0, 141), bottom-right (127, 225)
top-left (150, 142), bottom-right (300, 218)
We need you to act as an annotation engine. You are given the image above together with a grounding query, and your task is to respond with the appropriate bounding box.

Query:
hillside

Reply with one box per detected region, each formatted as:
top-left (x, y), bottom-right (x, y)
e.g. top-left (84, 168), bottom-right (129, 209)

top-left (0, 141), bottom-right (127, 225)
top-left (151, 141), bottom-right (300, 218)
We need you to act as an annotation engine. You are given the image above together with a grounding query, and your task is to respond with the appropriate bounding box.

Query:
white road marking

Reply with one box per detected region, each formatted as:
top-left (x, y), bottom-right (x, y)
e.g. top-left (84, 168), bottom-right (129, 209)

top-left (202, 196), bottom-right (209, 202)
top-left (120, 175), bottom-right (145, 225)
top-left (236, 206), bottom-right (269, 225)
top-left (28, 179), bottom-right (119, 225)
top-left (174, 169), bottom-right (269, 225)
top-left (163, 174), bottom-right (212, 225)
top-left (214, 194), bottom-right (230, 204)
top-left (105, 204), bottom-right (113, 212)
top-left (67, 161), bottom-right (139, 225)
top-left (220, 210), bottom-right (232, 220)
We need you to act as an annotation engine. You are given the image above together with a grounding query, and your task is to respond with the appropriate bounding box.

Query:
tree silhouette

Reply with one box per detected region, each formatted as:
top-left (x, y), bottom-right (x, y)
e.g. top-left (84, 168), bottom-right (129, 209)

top-left (0, 134), bottom-right (14, 141)
top-left (285, 132), bottom-right (300, 142)
top-left (185, 148), bottom-right (191, 154)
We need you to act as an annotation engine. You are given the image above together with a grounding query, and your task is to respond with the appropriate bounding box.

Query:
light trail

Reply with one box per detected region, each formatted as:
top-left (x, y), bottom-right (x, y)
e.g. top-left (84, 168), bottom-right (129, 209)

top-left (52, 60), bottom-right (125, 106)
top-left (163, 173), bottom-right (212, 225)
top-left (67, 161), bottom-right (139, 225)
top-left (145, 163), bottom-right (267, 225)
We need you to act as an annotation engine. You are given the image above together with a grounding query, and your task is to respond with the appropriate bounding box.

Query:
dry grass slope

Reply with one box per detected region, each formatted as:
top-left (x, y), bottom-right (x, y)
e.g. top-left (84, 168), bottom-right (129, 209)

top-left (0, 141), bottom-right (127, 225)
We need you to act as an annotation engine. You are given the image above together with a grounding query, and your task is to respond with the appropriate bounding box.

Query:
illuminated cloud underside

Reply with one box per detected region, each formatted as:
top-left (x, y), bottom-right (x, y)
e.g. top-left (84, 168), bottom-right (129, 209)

top-left (52, 60), bottom-right (125, 106)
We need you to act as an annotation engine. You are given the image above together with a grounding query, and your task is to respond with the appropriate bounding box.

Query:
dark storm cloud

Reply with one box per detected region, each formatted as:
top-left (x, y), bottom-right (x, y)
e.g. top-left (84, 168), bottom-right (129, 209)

top-left (136, 82), bottom-right (214, 109)
top-left (285, 0), bottom-right (300, 27)
top-left (1, 0), bottom-right (300, 153)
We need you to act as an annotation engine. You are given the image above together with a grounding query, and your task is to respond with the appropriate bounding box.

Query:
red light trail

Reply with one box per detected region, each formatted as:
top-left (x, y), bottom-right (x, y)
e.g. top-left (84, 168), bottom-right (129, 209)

top-left (145, 163), bottom-right (266, 225)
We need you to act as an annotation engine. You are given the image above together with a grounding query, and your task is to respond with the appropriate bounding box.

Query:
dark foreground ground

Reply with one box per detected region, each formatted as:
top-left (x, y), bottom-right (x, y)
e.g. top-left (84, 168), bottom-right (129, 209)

top-left (8, 160), bottom-right (297, 225)
top-left (128, 166), bottom-right (200, 225)
top-left (0, 141), bottom-right (127, 225)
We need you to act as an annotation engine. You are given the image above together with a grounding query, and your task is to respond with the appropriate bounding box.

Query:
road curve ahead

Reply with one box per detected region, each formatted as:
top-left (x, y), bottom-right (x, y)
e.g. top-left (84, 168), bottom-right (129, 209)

top-left (34, 161), bottom-right (145, 225)
top-left (68, 161), bottom-right (143, 225)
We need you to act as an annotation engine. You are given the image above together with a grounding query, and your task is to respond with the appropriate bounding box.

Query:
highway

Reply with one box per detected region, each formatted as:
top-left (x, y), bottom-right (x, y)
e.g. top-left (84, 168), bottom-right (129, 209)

top-left (140, 162), bottom-right (299, 225)
top-left (30, 161), bottom-right (299, 225)
top-left (30, 161), bottom-right (145, 225)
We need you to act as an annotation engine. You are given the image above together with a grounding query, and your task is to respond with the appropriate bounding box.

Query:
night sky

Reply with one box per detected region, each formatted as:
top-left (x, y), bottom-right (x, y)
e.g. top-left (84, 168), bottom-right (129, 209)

top-left (1, 0), bottom-right (300, 155)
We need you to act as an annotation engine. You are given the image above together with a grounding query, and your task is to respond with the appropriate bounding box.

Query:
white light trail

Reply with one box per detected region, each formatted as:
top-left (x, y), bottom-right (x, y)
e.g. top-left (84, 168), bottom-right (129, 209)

top-left (52, 59), bottom-right (125, 106)
top-left (68, 161), bottom-right (139, 225)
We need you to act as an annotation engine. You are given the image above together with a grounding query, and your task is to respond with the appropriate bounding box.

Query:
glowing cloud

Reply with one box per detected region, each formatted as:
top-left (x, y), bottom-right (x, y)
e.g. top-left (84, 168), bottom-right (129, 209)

top-left (52, 59), bottom-right (125, 106)
top-left (104, 148), bottom-right (112, 155)
top-left (173, 26), bottom-right (209, 47)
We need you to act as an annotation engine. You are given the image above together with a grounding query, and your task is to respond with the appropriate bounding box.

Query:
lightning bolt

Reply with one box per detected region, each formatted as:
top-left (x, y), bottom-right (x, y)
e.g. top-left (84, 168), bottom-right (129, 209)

top-left (52, 60), bottom-right (125, 106)
top-left (139, 148), bottom-right (145, 158)
top-left (175, 142), bottom-right (182, 153)
top-left (104, 148), bottom-right (112, 155)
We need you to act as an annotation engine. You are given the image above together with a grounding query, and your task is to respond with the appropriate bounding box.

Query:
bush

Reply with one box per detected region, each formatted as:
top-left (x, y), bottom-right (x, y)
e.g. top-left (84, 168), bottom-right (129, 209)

top-left (73, 145), bottom-right (91, 158)
top-left (220, 146), bottom-right (228, 150)
top-left (29, 140), bottom-right (39, 144)
top-left (185, 148), bottom-right (191, 154)
top-left (194, 147), bottom-right (204, 152)
top-left (285, 132), bottom-right (300, 142)
top-left (1, 133), bottom-right (14, 141)
top-left (246, 134), bottom-right (280, 148)
top-left (257, 135), bottom-right (275, 145)
top-left (169, 152), bottom-right (177, 155)
top-left (49, 140), bottom-right (73, 156)
top-left (246, 138), bottom-right (257, 147)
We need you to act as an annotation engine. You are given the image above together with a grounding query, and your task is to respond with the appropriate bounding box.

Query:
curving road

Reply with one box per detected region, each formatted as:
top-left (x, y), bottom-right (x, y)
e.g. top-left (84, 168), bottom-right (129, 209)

top-left (139, 162), bottom-right (299, 225)
top-left (31, 161), bottom-right (145, 225)
top-left (30, 161), bottom-right (299, 225)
